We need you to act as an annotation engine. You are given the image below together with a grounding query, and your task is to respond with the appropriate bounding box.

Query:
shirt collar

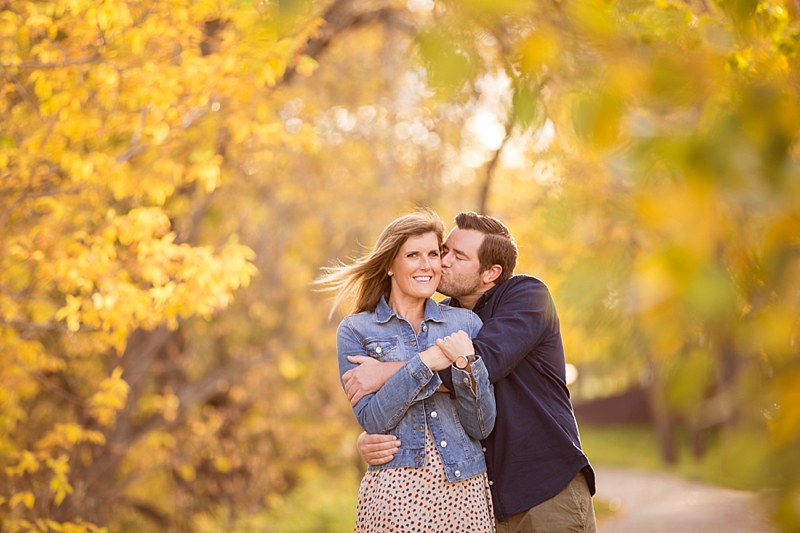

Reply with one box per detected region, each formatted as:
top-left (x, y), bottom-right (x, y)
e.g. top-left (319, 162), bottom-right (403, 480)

top-left (375, 295), bottom-right (446, 324)
top-left (449, 283), bottom-right (499, 313)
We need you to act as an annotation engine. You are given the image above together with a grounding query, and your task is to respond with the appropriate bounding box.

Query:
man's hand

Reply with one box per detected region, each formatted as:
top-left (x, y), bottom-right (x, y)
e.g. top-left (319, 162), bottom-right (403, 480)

top-left (343, 357), bottom-right (403, 406)
top-left (357, 432), bottom-right (400, 466)
top-left (436, 330), bottom-right (474, 362)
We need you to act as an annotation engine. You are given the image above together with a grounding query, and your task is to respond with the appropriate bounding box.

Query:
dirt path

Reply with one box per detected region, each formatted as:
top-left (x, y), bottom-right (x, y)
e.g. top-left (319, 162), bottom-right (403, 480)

top-left (594, 466), bottom-right (776, 533)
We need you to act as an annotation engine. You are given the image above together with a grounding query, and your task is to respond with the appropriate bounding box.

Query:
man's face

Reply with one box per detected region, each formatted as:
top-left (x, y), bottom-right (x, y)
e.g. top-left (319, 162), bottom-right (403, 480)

top-left (438, 228), bottom-right (484, 300)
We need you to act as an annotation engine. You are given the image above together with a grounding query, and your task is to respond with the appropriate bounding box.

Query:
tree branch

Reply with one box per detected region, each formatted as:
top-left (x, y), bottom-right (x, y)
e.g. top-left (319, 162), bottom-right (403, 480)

top-left (0, 54), bottom-right (101, 69)
top-left (281, 0), bottom-right (415, 84)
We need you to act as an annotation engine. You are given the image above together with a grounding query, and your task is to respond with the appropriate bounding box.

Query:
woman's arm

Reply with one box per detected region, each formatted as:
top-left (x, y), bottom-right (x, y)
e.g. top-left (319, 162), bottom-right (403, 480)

top-left (342, 345), bottom-right (449, 407)
top-left (337, 320), bottom-right (449, 434)
top-left (437, 328), bottom-right (497, 440)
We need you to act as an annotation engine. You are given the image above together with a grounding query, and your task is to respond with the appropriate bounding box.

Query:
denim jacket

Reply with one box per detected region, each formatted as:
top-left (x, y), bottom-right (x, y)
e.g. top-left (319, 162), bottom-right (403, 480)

top-left (337, 296), bottom-right (496, 482)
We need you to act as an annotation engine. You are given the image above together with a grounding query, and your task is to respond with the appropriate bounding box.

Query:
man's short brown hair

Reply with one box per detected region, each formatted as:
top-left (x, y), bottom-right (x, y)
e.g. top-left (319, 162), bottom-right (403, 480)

top-left (455, 212), bottom-right (518, 285)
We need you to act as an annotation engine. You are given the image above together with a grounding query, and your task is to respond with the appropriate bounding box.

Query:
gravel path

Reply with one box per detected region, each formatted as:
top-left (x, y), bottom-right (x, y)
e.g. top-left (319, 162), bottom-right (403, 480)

top-left (594, 466), bottom-right (777, 533)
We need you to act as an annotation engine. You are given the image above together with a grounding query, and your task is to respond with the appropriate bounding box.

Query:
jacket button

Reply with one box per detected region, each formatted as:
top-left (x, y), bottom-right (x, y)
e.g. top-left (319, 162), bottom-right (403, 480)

top-left (375, 346), bottom-right (382, 354)
top-left (482, 447), bottom-right (487, 452)
top-left (463, 377), bottom-right (470, 384)
top-left (454, 470), bottom-right (461, 477)
top-left (440, 441), bottom-right (447, 448)
top-left (488, 480), bottom-right (493, 486)
top-left (430, 411), bottom-right (438, 418)
top-left (422, 324), bottom-right (427, 332)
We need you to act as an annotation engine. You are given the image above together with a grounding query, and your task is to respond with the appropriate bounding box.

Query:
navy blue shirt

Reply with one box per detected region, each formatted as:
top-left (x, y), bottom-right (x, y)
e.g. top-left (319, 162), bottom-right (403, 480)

top-left (442, 274), bottom-right (595, 522)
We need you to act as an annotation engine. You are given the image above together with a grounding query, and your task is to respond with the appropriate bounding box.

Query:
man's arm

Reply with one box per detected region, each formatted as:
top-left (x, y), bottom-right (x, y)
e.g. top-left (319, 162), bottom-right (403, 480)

top-left (357, 432), bottom-right (400, 466)
top-left (472, 277), bottom-right (557, 383)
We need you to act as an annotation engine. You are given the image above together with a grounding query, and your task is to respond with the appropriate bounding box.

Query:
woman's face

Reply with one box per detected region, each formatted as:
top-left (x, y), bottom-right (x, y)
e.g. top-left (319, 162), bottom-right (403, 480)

top-left (389, 232), bottom-right (442, 302)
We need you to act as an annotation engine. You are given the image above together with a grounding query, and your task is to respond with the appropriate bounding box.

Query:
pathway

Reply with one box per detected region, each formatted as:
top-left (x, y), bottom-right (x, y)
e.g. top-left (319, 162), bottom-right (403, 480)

top-left (594, 466), bottom-right (777, 533)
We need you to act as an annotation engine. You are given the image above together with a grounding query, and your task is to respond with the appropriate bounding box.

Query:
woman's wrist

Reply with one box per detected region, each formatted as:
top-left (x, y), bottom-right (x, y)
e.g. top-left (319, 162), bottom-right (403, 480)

top-left (454, 353), bottom-right (477, 370)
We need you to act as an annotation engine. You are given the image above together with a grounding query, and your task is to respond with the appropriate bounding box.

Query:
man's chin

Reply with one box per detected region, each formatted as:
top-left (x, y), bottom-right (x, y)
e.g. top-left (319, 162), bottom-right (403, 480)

top-left (436, 284), bottom-right (454, 298)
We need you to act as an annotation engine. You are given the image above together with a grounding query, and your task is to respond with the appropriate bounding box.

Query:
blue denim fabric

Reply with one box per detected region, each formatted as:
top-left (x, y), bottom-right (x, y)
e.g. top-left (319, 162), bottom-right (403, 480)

top-left (337, 296), bottom-right (496, 483)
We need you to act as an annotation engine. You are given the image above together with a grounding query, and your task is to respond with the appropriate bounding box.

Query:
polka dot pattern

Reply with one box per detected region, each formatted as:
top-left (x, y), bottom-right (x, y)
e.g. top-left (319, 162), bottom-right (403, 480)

top-left (354, 427), bottom-right (495, 532)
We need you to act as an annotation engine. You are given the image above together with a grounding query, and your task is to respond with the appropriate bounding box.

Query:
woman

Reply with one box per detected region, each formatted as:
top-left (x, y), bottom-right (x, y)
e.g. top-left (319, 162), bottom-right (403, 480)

top-left (317, 209), bottom-right (496, 532)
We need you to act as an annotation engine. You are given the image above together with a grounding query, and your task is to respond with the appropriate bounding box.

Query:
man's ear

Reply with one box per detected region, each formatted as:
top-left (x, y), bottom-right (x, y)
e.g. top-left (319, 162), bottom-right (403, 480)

top-left (481, 265), bottom-right (503, 285)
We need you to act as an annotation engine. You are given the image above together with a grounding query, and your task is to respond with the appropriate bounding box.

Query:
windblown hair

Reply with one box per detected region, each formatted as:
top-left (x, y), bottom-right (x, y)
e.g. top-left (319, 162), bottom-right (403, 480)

top-left (455, 211), bottom-right (517, 285)
top-left (316, 209), bottom-right (445, 317)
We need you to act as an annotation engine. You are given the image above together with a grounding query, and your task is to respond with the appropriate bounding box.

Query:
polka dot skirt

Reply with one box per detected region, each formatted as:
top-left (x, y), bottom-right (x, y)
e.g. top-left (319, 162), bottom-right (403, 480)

top-left (354, 426), bottom-right (495, 533)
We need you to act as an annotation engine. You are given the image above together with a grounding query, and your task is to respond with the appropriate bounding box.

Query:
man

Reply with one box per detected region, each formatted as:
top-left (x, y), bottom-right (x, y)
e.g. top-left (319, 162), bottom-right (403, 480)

top-left (343, 212), bottom-right (596, 532)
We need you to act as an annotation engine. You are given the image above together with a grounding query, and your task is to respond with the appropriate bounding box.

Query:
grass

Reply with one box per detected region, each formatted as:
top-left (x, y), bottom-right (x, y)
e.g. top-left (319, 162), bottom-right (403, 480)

top-left (579, 423), bottom-right (780, 526)
top-left (204, 424), bottom-right (775, 532)
top-left (579, 423), bottom-right (775, 492)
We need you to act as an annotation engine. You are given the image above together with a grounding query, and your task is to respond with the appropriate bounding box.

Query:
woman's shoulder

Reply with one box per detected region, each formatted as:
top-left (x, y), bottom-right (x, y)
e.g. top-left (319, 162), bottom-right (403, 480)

top-left (337, 309), bottom-right (375, 330)
top-left (435, 302), bottom-right (480, 323)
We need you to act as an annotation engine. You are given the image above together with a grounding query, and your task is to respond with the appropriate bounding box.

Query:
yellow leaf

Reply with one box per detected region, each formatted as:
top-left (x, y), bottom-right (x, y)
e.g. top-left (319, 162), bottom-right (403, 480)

top-left (9, 491), bottom-right (35, 510)
top-left (176, 463), bottom-right (196, 481)
top-left (214, 455), bottom-right (232, 473)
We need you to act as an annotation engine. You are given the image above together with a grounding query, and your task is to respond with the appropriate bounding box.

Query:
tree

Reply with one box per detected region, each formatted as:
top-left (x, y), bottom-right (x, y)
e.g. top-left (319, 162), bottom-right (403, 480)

top-left (408, 0), bottom-right (800, 527)
top-left (0, 0), bottom-right (319, 529)
top-left (3, 0), bottom-right (799, 531)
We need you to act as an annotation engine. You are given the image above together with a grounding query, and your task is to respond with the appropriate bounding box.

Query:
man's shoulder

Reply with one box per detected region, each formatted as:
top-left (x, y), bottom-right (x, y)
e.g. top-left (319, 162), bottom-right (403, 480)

top-left (488, 275), bottom-right (556, 313)
top-left (495, 274), bottom-right (550, 296)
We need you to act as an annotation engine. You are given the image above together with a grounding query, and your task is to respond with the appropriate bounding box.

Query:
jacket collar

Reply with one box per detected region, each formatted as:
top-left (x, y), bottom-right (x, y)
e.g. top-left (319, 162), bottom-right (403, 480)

top-left (375, 295), bottom-right (446, 324)
top-left (446, 282), bottom-right (501, 313)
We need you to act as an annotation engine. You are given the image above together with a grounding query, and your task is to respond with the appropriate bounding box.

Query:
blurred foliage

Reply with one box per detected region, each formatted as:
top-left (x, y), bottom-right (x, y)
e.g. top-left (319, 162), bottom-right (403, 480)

top-left (1, 0), bottom-right (799, 531)
top-left (580, 424), bottom-right (773, 492)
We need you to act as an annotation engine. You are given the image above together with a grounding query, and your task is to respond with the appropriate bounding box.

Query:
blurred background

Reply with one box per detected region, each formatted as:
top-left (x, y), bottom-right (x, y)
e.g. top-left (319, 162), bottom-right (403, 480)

top-left (1, 0), bottom-right (799, 531)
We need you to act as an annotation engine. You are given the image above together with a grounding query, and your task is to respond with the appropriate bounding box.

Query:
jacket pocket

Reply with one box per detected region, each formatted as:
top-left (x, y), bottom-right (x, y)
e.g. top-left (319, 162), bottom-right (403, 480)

top-left (363, 338), bottom-right (403, 362)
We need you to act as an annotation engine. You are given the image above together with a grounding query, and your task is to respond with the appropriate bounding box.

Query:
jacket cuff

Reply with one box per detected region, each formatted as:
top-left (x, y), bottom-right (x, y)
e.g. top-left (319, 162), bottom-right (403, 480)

top-left (451, 356), bottom-right (488, 396)
top-left (406, 353), bottom-right (442, 399)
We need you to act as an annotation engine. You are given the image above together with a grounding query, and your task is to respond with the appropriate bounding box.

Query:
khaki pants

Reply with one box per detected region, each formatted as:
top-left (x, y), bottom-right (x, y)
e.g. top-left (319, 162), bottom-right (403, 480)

top-left (496, 471), bottom-right (597, 533)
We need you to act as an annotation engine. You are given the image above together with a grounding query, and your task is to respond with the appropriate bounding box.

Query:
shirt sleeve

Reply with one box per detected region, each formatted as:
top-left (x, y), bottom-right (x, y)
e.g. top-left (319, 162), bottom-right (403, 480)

top-left (473, 277), bottom-right (559, 383)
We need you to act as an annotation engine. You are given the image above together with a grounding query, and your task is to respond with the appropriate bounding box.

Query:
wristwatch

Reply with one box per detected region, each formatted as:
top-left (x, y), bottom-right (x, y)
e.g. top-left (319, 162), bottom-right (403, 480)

top-left (454, 353), bottom-right (477, 370)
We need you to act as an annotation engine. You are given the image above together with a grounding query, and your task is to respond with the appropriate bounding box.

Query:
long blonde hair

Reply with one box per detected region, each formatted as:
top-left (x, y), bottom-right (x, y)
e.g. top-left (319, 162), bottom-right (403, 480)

top-left (316, 209), bottom-right (445, 317)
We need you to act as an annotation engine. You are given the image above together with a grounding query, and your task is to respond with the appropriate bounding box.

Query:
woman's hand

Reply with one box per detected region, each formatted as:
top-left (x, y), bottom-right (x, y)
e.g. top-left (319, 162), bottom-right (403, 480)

top-left (436, 330), bottom-right (474, 363)
top-left (419, 344), bottom-right (453, 372)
